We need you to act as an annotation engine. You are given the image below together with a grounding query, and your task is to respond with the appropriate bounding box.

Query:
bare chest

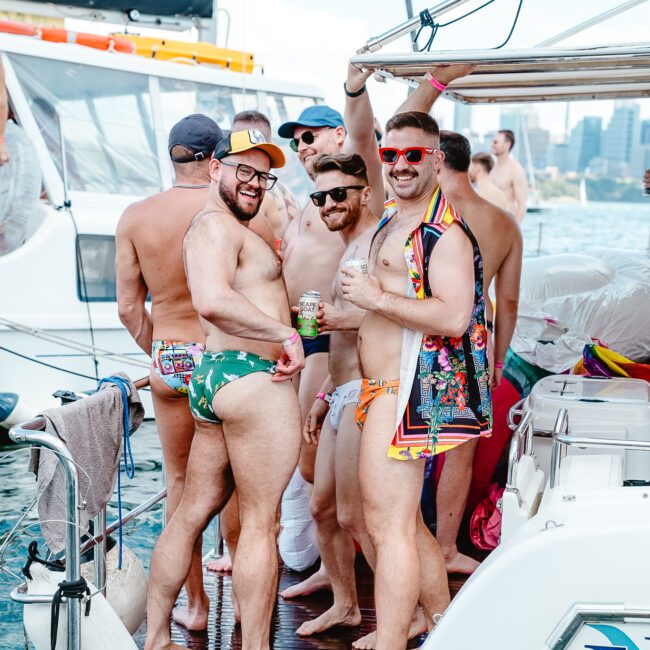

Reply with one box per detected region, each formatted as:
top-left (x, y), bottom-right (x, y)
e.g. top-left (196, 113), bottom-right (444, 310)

top-left (370, 222), bottom-right (412, 292)
top-left (238, 231), bottom-right (283, 282)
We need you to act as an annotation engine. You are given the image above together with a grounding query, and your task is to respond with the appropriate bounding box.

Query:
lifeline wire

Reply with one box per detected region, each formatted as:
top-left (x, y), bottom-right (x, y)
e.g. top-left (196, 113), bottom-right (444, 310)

top-left (413, 0), bottom-right (524, 52)
top-left (97, 375), bottom-right (136, 570)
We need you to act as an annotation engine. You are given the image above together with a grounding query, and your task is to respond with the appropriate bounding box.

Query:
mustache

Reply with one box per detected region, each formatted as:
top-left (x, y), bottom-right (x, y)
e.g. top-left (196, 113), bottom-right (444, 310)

top-left (323, 207), bottom-right (346, 217)
top-left (389, 169), bottom-right (418, 179)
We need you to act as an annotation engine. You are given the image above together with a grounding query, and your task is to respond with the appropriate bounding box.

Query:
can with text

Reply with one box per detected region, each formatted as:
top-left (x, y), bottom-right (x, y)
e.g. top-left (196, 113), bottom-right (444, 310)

top-left (297, 291), bottom-right (321, 339)
top-left (344, 257), bottom-right (369, 276)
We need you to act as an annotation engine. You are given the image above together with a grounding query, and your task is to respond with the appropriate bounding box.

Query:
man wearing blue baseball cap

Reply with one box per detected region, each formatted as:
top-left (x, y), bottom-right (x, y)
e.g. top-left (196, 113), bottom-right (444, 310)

top-left (277, 64), bottom-right (387, 639)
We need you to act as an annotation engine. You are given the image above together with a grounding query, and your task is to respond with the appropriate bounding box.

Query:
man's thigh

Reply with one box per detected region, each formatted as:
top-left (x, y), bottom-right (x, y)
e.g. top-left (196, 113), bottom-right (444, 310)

top-left (334, 403), bottom-right (363, 511)
top-left (215, 373), bottom-right (302, 519)
top-left (359, 393), bottom-right (426, 526)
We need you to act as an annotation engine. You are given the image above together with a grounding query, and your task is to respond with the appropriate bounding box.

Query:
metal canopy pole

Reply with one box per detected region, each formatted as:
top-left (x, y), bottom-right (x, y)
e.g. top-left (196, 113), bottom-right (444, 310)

top-left (536, 0), bottom-right (650, 47)
top-left (357, 0), bottom-right (473, 54)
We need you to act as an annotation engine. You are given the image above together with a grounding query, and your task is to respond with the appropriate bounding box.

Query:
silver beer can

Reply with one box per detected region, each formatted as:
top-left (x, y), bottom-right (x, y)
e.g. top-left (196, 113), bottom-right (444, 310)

top-left (344, 257), bottom-right (369, 276)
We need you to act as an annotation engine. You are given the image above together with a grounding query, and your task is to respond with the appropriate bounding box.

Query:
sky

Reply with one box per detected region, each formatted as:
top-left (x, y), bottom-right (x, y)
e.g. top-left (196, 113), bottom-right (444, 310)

top-left (67, 0), bottom-right (650, 138)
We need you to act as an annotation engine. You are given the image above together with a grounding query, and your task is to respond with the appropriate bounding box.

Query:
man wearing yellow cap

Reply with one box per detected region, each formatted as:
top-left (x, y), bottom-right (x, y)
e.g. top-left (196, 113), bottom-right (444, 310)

top-left (145, 130), bottom-right (304, 650)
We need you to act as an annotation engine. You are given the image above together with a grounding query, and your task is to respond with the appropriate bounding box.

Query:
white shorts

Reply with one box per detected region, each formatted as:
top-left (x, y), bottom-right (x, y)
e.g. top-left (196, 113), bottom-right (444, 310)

top-left (328, 378), bottom-right (362, 432)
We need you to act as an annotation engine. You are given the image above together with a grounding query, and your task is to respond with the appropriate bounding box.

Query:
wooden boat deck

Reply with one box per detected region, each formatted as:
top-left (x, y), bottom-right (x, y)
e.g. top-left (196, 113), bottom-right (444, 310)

top-left (133, 556), bottom-right (468, 649)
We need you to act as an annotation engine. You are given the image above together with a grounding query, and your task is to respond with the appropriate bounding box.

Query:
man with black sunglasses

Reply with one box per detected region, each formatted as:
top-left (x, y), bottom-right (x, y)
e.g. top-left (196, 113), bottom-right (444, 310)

top-left (277, 65), bottom-right (385, 602)
top-left (342, 111), bottom-right (492, 650)
top-left (145, 129), bottom-right (304, 650)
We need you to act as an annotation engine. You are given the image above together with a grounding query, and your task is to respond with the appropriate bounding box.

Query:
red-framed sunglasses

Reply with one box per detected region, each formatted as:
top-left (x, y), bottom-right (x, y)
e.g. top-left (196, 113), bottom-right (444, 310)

top-left (379, 147), bottom-right (436, 165)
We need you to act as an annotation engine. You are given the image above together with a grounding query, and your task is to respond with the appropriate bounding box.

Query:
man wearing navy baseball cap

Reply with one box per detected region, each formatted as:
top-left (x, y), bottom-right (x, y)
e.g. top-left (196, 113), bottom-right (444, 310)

top-left (276, 65), bottom-right (388, 641)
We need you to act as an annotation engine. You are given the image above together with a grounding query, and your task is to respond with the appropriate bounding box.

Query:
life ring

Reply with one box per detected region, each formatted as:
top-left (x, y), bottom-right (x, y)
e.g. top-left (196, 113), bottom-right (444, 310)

top-left (0, 19), bottom-right (135, 54)
top-left (38, 27), bottom-right (136, 54)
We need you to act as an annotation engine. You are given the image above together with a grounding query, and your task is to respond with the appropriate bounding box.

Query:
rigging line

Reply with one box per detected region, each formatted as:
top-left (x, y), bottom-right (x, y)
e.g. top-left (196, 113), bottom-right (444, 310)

top-left (0, 317), bottom-right (149, 368)
top-left (66, 203), bottom-right (100, 383)
top-left (0, 345), bottom-right (151, 391)
top-left (438, 0), bottom-right (497, 27)
top-left (494, 0), bottom-right (524, 49)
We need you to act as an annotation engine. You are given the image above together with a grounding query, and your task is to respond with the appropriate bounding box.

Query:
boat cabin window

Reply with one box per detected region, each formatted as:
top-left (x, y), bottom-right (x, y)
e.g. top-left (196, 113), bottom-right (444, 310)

top-left (8, 54), bottom-right (162, 195)
top-left (76, 234), bottom-right (116, 302)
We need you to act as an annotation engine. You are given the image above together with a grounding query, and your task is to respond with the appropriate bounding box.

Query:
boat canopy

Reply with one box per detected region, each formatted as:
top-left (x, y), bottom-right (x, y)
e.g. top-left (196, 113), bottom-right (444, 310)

top-left (351, 0), bottom-right (650, 104)
top-left (352, 44), bottom-right (650, 104)
top-left (30, 1), bottom-right (213, 18)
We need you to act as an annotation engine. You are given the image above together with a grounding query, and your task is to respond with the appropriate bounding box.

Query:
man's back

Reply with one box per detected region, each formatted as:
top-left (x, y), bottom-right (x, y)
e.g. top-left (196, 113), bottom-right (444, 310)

top-left (490, 155), bottom-right (527, 223)
top-left (118, 188), bottom-right (208, 341)
top-left (476, 179), bottom-right (508, 209)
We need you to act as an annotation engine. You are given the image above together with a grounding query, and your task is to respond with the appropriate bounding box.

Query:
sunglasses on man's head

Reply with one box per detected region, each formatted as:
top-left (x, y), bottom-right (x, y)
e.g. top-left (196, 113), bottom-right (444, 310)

top-left (309, 185), bottom-right (366, 207)
top-left (290, 129), bottom-right (326, 152)
top-left (379, 147), bottom-right (436, 165)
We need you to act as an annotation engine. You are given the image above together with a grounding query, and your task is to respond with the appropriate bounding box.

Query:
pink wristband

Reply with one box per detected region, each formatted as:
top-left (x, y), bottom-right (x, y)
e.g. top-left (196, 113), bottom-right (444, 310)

top-left (494, 362), bottom-right (504, 369)
top-left (316, 392), bottom-right (331, 403)
top-left (282, 330), bottom-right (299, 347)
top-left (426, 74), bottom-right (447, 93)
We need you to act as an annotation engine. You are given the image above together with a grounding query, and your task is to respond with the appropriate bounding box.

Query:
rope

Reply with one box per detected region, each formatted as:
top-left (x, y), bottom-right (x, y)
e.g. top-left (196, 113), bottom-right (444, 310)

top-left (97, 375), bottom-right (135, 569)
top-left (494, 0), bottom-right (524, 48)
top-left (50, 576), bottom-right (91, 650)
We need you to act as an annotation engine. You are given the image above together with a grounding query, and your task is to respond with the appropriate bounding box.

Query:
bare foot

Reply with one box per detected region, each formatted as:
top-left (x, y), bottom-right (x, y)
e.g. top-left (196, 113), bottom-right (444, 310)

top-left (296, 604), bottom-right (361, 636)
top-left (444, 550), bottom-right (480, 575)
top-left (352, 607), bottom-right (427, 649)
top-left (280, 565), bottom-right (331, 599)
top-left (171, 596), bottom-right (210, 631)
top-left (206, 553), bottom-right (232, 573)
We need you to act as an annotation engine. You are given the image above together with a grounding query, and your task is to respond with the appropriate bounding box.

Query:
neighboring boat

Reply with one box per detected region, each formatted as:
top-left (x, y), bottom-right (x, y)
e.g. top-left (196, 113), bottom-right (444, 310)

top-left (0, 19), bottom-right (323, 416)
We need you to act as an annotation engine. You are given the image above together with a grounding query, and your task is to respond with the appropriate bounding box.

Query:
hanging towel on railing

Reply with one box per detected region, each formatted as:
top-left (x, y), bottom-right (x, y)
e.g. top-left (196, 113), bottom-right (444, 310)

top-left (28, 372), bottom-right (144, 554)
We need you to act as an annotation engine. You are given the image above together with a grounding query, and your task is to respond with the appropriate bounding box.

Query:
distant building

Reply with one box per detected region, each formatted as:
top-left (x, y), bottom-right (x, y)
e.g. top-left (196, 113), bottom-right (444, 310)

top-left (601, 101), bottom-right (640, 174)
top-left (499, 106), bottom-right (548, 170)
top-left (548, 142), bottom-right (570, 174)
top-left (568, 116), bottom-right (602, 172)
top-left (641, 119), bottom-right (650, 145)
top-left (454, 103), bottom-right (473, 135)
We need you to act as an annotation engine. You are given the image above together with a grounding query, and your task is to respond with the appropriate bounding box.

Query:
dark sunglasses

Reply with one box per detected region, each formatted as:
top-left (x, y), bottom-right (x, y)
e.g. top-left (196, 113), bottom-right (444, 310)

top-left (219, 160), bottom-right (278, 190)
top-left (290, 129), bottom-right (326, 152)
top-left (309, 185), bottom-right (366, 207)
top-left (379, 147), bottom-right (436, 165)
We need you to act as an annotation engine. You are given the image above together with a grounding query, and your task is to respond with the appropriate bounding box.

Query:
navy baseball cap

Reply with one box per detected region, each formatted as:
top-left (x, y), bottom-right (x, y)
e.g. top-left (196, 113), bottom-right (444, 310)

top-left (168, 113), bottom-right (224, 163)
top-left (277, 105), bottom-right (345, 139)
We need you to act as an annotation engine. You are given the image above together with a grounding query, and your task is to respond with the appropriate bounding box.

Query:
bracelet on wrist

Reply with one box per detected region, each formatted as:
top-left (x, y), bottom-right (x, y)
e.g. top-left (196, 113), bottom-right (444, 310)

top-left (494, 361), bottom-right (504, 369)
top-left (343, 82), bottom-right (366, 98)
top-left (282, 330), bottom-right (299, 348)
top-left (316, 391), bottom-right (332, 403)
top-left (424, 73), bottom-right (447, 93)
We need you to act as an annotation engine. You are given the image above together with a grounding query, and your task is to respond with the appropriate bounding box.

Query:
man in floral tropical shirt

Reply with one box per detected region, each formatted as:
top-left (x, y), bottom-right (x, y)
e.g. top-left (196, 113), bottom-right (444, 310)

top-left (341, 110), bottom-right (491, 650)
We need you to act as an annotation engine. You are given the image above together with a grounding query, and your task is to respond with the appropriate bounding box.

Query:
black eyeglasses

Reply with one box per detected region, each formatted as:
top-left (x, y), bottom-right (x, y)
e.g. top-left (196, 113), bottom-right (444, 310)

top-left (219, 160), bottom-right (278, 190)
top-left (309, 185), bottom-right (366, 207)
top-left (290, 129), bottom-right (327, 152)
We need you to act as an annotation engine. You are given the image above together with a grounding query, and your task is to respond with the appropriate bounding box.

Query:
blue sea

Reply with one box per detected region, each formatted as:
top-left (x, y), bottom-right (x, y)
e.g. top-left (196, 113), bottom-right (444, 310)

top-left (0, 200), bottom-right (649, 648)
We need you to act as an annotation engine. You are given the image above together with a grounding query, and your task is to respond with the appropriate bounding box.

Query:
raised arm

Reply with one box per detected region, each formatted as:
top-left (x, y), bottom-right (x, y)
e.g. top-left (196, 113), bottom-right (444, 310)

top-left (343, 63), bottom-right (385, 217)
top-left (185, 214), bottom-right (294, 344)
top-left (342, 224), bottom-right (474, 337)
top-left (0, 59), bottom-right (9, 166)
top-left (394, 64), bottom-right (475, 116)
top-left (116, 210), bottom-right (152, 354)
top-left (493, 225), bottom-right (522, 387)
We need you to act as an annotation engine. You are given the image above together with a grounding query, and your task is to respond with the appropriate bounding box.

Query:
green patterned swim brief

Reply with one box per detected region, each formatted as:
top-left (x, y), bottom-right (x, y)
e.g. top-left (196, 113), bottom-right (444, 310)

top-left (188, 350), bottom-right (277, 424)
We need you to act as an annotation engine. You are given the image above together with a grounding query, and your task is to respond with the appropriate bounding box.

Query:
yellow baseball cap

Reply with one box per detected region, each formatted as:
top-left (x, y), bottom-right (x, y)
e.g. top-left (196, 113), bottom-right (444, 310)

top-left (213, 129), bottom-right (286, 169)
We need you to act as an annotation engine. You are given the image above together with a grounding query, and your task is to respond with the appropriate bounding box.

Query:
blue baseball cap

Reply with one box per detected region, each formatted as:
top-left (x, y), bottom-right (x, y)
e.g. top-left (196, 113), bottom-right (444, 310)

top-left (278, 105), bottom-right (345, 139)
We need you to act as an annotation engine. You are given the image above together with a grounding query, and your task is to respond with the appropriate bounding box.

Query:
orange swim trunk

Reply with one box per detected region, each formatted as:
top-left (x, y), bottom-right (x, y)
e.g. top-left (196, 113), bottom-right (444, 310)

top-left (355, 378), bottom-right (400, 432)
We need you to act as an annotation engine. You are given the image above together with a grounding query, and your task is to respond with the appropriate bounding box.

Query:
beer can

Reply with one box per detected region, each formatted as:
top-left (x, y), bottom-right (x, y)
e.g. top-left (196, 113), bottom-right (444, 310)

top-left (344, 257), bottom-right (369, 276)
top-left (297, 291), bottom-right (321, 339)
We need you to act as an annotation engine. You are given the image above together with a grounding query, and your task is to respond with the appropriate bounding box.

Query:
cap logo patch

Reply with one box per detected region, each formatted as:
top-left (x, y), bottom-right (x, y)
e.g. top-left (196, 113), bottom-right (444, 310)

top-left (248, 129), bottom-right (266, 144)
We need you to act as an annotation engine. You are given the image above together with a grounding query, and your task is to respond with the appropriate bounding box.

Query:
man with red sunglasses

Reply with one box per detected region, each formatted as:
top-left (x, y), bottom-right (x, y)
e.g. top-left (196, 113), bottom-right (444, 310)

top-left (277, 65), bottom-right (385, 602)
top-left (342, 111), bottom-right (492, 649)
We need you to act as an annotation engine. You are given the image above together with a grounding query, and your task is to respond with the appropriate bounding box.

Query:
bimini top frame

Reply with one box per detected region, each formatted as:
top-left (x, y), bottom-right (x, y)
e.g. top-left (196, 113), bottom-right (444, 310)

top-left (352, 0), bottom-right (650, 103)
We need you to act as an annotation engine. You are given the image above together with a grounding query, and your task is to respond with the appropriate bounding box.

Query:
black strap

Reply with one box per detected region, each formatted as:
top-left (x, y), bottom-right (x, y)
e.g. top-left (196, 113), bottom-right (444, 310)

top-left (343, 82), bottom-right (366, 98)
top-left (50, 577), bottom-right (91, 650)
top-left (22, 541), bottom-right (64, 581)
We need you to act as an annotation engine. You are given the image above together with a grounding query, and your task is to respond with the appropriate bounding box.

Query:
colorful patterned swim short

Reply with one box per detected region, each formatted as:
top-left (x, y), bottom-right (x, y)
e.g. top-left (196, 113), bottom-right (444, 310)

top-left (355, 378), bottom-right (400, 433)
top-left (188, 350), bottom-right (277, 424)
top-left (151, 340), bottom-right (205, 395)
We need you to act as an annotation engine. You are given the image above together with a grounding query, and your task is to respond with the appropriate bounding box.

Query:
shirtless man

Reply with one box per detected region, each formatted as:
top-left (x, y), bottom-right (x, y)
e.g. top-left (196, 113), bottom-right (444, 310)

top-left (117, 114), bottom-right (275, 631)
top-left (206, 109), bottom-right (302, 576)
top-left (278, 64), bottom-right (384, 599)
top-left (0, 59), bottom-right (10, 165)
top-left (490, 129), bottom-right (528, 223)
top-left (468, 152), bottom-right (508, 207)
top-left (342, 111), bottom-right (492, 649)
top-left (292, 153), bottom-right (376, 637)
top-left (144, 129), bottom-right (303, 650)
top-left (436, 130), bottom-right (522, 574)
